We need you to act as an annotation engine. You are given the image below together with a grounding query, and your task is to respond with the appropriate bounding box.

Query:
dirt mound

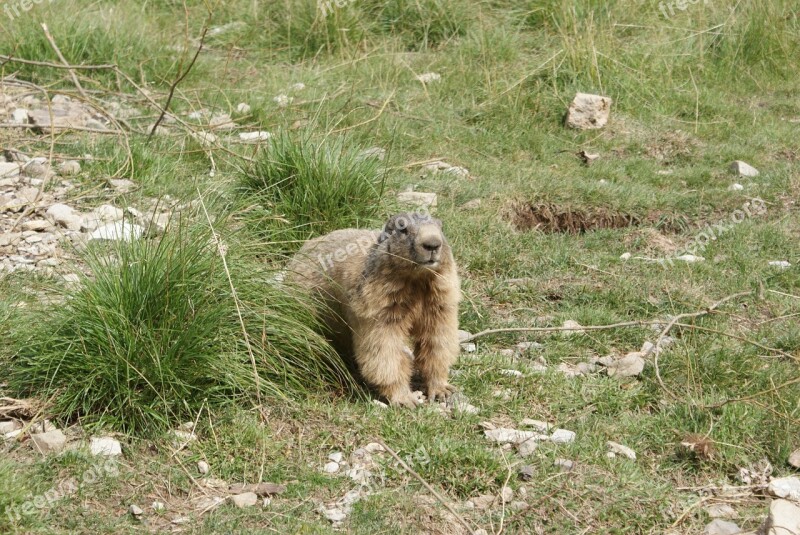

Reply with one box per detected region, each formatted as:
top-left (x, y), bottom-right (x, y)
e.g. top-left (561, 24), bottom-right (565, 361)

top-left (503, 201), bottom-right (639, 234)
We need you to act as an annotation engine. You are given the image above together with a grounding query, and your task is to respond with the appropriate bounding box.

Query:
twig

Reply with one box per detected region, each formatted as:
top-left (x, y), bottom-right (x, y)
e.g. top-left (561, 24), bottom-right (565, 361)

top-left (461, 320), bottom-right (660, 343)
top-left (331, 90), bottom-right (396, 134)
top-left (0, 54), bottom-right (115, 70)
top-left (40, 23), bottom-right (88, 100)
top-left (0, 123), bottom-right (122, 135)
top-left (376, 438), bottom-right (478, 535)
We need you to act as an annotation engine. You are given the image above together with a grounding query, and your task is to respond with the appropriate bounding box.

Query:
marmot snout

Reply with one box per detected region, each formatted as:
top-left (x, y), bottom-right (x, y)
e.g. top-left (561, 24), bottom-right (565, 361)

top-left (287, 212), bottom-right (462, 407)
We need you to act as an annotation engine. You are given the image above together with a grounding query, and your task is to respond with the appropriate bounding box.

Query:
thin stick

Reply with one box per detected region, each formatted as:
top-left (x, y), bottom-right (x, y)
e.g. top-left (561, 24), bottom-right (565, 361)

top-left (197, 191), bottom-right (262, 405)
top-left (461, 320), bottom-right (660, 343)
top-left (376, 438), bottom-right (477, 535)
top-left (331, 90), bottom-right (395, 134)
top-left (0, 54), bottom-right (115, 70)
top-left (40, 23), bottom-right (89, 100)
top-left (0, 122), bottom-right (122, 134)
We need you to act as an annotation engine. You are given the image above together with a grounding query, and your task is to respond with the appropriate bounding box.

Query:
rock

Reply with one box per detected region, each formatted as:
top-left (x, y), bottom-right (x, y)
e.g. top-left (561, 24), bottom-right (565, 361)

top-left (485, 428), bottom-right (539, 445)
top-left (324, 461), bottom-right (340, 474)
top-left (763, 499), bottom-right (800, 535)
top-left (518, 465), bottom-right (535, 481)
top-left (30, 429), bottom-right (67, 454)
top-left (0, 162), bottom-right (21, 178)
top-left (198, 461), bottom-right (210, 475)
top-left (620, 252), bottom-right (632, 261)
top-left (518, 439), bottom-right (538, 457)
top-left (421, 160), bottom-right (469, 178)
top-left (195, 495), bottom-right (225, 512)
top-left (89, 222), bottom-right (144, 242)
top-left (397, 191), bottom-right (437, 208)
top-left (273, 94), bottom-right (292, 107)
top-left (239, 131), bottom-right (272, 142)
top-left (498, 349), bottom-right (516, 358)
top-left (228, 482), bottom-right (287, 496)
top-left (235, 103), bottom-right (251, 114)
top-left (11, 108), bottom-right (30, 124)
top-left (461, 342), bottom-right (477, 353)
top-left (191, 131), bottom-right (218, 147)
top-left (549, 429), bottom-right (576, 444)
top-left (469, 494), bottom-right (496, 510)
top-left (769, 260), bottom-right (792, 269)
top-left (129, 504), bottom-right (143, 516)
top-left (328, 451), bottom-right (343, 463)
top-left (607, 352), bottom-right (645, 378)
top-left (728, 183), bottom-right (744, 191)
top-left (94, 204), bottom-right (125, 222)
top-left (371, 400), bottom-right (389, 409)
top-left (520, 419), bottom-right (552, 433)
top-left (0, 421), bottom-right (21, 434)
top-left (578, 150), bottom-right (600, 165)
top-left (58, 161), bottom-right (81, 176)
top-left (364, 442), bottom-right (385, 453)
top-left (729, 161), bottom-right (759, 177)
top-left (566, 93), bottom-right (613, 130)
top-left (705, 504), bottom-right (738, 519)
top-left (108, 179), bottom-right (135, 193)
top-left (230, 492), bottom-right (258, 508)
top-left (607, 441), bottom-right (636, 460)
top-left (21, 220), bottom-right (51, 232)
top-left (789, 449), bottom-right (800, 469)
top-left (457, 329), bottom-right (472, 342)
top-left (291, 82), bottom-right (306, 91)
top-left (500, 486), bottom-right (514, 502)
top-left (416, 72), bottom-right (441, 83)
top-left (210, 113), bottom-right (235, 129)
top-left (554, 459), bottom-right (575, 472)
top-left (769, 476), bottom-right (800, 500)
top-left (46, 203), bottom-right (82, 231)
top-left (322, 506), bottom-right (347, 522)
top-left (499, 369), bottom-right (523, 377)
top-left (516, 341), bottom-right (543, 352)
top-left (90, 436), bottom-right (122, 456)
top-left (640, 341), bottom-right (656, 356)
top-left (675, 254), bottom-right (705, 263)
top-left (703, 519), bottom-right (741, 535)
top-left (152, 501), bottom-right (166, 512)
top-left (561, 319), bottom-right (585, 336)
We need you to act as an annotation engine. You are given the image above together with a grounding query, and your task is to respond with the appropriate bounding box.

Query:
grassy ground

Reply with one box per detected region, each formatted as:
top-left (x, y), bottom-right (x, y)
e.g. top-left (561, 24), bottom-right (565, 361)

top-left (1, 0), bottom-right (799, 533)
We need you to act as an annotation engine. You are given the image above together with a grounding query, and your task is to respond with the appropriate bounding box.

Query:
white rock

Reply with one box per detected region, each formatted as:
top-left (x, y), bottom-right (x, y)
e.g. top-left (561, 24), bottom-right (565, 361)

top-left (197, 461), bottom-right (210, 474)
top-left (191, 131), bottom-right (218, 147)
top-left (620, 252), bottom-right (632, 261)
top-left (675, 254), bottom-right (705, 263)
top-left (640, 341), bottom-right (656, 356)
top-left (416, 72), bottom-right (441, 83)
top-left (0, 421), bottom-right (21, 434)
top-left (129, 504), bottom-right (143, 516)
top-left (230, 492), bottom-right (258, 508)
top-left (703, 519), bottom-right (741, 535)
top-left (519, 419), bottom-right (552, 433)
top-left (58, 160), bottom-right (81, 176)
top-left (500, 486), bottom-right (514, 502)
top-left (291, 83), bottom-right (306, 91)
top-left (273, 94), bottom-right (293, 107)
top-left (730, 161), bottom-right (759, 177)
top-left (397, 191), bottom-right (437, 208)
top-left (152, 501), bottom-right (166, 512)
top-left (324, 461), bottom-right (340, 474)
top-left (517, 439), bottom-right (538, 457)
top-left (769, 260), bottom-right (791, 269)
top-left (0, 162), bottom-right (22, 178)
top-left (549, 429), bottom-right (576, 444)
top-left (108, 179), bottom-right (135, 193)
top-left (328, 451), bottom-right (343, 463)
top-left (769, 476), bottom-right (800, 500)
top-left (235, 102), bottom-right (251, 114)
top-left (364, 442), bottom-right (385, 453)
top-left (21, 219), bottom-right (51, 232)
top-left (371, 400), bottom-right (389, 409)
top-left (457, 329), bottom-right (471, 342)
top-left (170, 429), bottom-right (197, 448)
top-left (322, 506), bottom-right (347, 522)
top-left (499, 369), bottom-right (523, 377)
top-left (11, 108), bottom-right (29, 124)
top-left (210, 113), bottom-right (235, 129)
top-left (606, 352), bottom-right (645, 378)
top-left (728, 183), bottom-right (744, 191)
top-left (561, 319), bottom-right (585, 336)
top-left (705, 504), bottom-right (738, 519)
top-left (763, 499), bottom-right (800, 535)
top-left (554, 459), bottom-right (575, 471)
top-left (566, 93), bottom-right (613, 130)
top-left (30, 429), bottom-right (67, 454)
top-left (89, 222), bottom-right (144, 242)
top-left (789, 449), bottom-right (800, 469)
top-left (46, 203), bottom-right (82, 231)
top-left (461, 342), bottom-right (477, 353)
top-left (239, 131), bottom-right (272, 142)
top-left (484, 428), bottom-right (539, 445)
top-left (90, 436), bottom-right (122, 456)
top-left (607, 441), bottom-right (636, 460)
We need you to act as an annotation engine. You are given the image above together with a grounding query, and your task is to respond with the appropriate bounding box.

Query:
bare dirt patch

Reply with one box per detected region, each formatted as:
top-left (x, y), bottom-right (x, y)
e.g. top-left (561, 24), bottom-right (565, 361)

top-left (503, 201), bottom-right (640, 234)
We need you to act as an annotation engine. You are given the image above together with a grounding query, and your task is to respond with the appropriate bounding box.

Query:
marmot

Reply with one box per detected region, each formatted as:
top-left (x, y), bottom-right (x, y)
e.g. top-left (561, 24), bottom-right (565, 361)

top-left (286, 212), bottom-right (461, 407)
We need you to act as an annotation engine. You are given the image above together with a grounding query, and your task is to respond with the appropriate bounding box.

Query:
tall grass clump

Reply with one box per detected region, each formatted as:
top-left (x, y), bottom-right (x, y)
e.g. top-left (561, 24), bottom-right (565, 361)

top-left (8, 216), bottom-right (351, 435)
top-left (361, 0), bottom-right (473, 49)
top-left (239, 135), bottom-right (386, 244)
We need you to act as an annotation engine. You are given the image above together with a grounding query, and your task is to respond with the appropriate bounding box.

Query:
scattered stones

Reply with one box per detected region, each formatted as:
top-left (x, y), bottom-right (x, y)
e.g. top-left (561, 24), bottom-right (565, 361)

top-left (468, 494), bottom-right (496, 510)
top-left (328, 451), bottom-right (344, 463)
top-left (461, 342), bottom-right (477, 353)
top-left (30, 429), bottom-right (67, 454)
top-left (519, 420), bottom-right (552, 433)
top-left (554, 459), bottom-right (575, 472)
top-left (730, 160), bottom-right (759, 177)
top-left (89, 221), bottom-right (144, 242)
top-left (728, 183), bottom-right (744, 191)
top-left (238, 131), bottom-right (272, 142)
top-left (129, 504), bottom-right (143, 516)
top-left (705, 504), bottom-right (738, 519)
top-left (620, 252), bottom-right (632, 261)
top-left (578, 150), bottom-right (600, 165)
top-left (769, 260), bottom-right (792, 269)
top-left (499, 369), bottom-right (523, 377)
top-left (108, 179), bottom-right (135, 193)
top-left (58, 160), bottom-right (81, 176)
top-left (549, 429), bottom-right (576, 444)
top-left (291, 82), bottom-right (306, 91)
top-left (230, 492), bottom-right (258, 508)
top-left (0, 420), bottom-right (21, 434)
top-left (566, 93), bottom-right (613, 130)
top-left (416, 72), bottom-right (441, 84)
top-left (152, 501), bottom-right (166, 512)
top-left (561, 319), bottom-right (585, 336)
top-left (789, 449), bottom-right (800, 469)
top-left (0, 162), bottom-right (21, 178)
top-left (371, 400), bottom-right (389, 409)
top-left (460, 198), bottom-right (482, 210)
top-left (397, 191), bottom-right (438, 208)
top-left (273, 94), bottom-right (293, 107)
top-left (703, 519), bottom-right (741, 535)
top-left (607, 441), bottom-right (636, 460)
top-left (235, 102), bottom-right (251, 114)
top-left (500, 486), bottom-right (514, 503)
top-left (169, 429), bottom-right (197, 449)
top-left (90, 436), bottom-right (122, 456)
top-left (11, 108), bottom-right (29, 124)
top-left (324, 461), bottom-right (340, 474)
top-left (606, 352), bottom-right (645, 378)
top-left (421, 160), bottom-right (469, 178)
top-left (763, 499), bottom-right (800, 535)
top-left (769, 476), bottom-right (800, 500)
top-left (210, 113), bottom-right (235, 129)
top-left (191, 131), bottom-right (218, 147)
top-left (198, 460), bottom-right (210, 475)
top-left (518, 439), bottom-right (537, 457)
top-left (46, 203), bottom-right (82, 231)
top-left (228, 482), bottom-right (287, 496)
top-left (484, 428), bottom-right (539, 445)
top-left (675, 254), bottom-right (705, 263)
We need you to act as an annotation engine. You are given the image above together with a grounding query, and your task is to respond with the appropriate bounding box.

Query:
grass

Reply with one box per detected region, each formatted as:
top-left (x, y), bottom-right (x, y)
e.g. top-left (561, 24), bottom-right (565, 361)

top-left (0, 0), bottom-right (799, 532)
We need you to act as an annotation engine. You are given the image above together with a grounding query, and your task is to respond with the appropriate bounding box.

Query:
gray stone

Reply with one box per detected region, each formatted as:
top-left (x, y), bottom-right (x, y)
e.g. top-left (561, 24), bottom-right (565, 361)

top-left (0, 420), bottom-right (21, 434)
top-left (769, 476), bottom-right (800, 500)
top-left (607, 352), bottom-right (645, 378)
top-left (323, 461), bottom-right (340, 473)
top-left (554, 459), bottom-right (575, 472)
top-left (58, 161), bottom-right (81, 176)
top-left (549, 429), bottom-right (576, 444)
top-left (90, 436), bottom-right (122, 456)
top-left (763, 499), bottom-right (800, 535)
top-left (46, 203), bottom-right (82, 231)
top-left (705, 504), bottom-right (737, 519)
top-left (0, 162), bottom-right (21, 178)
top-left (730, 160), bottom-right (759, 177)
top-left (31, 429), bottom-right (67, 454)
top-left (197, 460), bottom-right (210, 475)
top-left (485, 428), bottom-right (539, 445)
top-left (89, 222), bottom-right (144, 242)
top-left (517, 438), bottom-right (538, 457)
top-left (566, 93), bottom-right (612, 130)
top-left (21, 219), bottom-right (52, 232)
top-left (230, 492), bottom-right (258, 508)
top-left (108, 179), bottom-right (135, 193)
top-left (129, 504), bottom-right (143, 516)
top-left (500, 486), bottom-right (513, 502)
top-left (397, 191), bottom-right (437, 208)
top-left (607, 441), bottom-right (637, 460)
top-left (703, 519), bottom-right (741, 535)
top-left (789, 448), bottom-right (800, 469)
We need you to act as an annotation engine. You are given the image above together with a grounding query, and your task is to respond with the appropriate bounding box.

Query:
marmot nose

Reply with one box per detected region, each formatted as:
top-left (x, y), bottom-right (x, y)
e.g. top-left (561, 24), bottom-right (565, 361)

top-left (421, 237), bottom-right (442, 252)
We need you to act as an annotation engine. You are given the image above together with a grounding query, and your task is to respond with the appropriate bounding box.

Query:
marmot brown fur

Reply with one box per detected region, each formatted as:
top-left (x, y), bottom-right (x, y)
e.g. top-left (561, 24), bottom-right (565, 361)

top-left (286, 212), bottom-right (461, 407)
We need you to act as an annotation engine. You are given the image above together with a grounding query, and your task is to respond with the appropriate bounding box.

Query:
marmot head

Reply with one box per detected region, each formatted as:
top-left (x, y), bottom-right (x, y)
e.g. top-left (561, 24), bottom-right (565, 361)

top-left (376, 212), bottom-right (451, 273)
